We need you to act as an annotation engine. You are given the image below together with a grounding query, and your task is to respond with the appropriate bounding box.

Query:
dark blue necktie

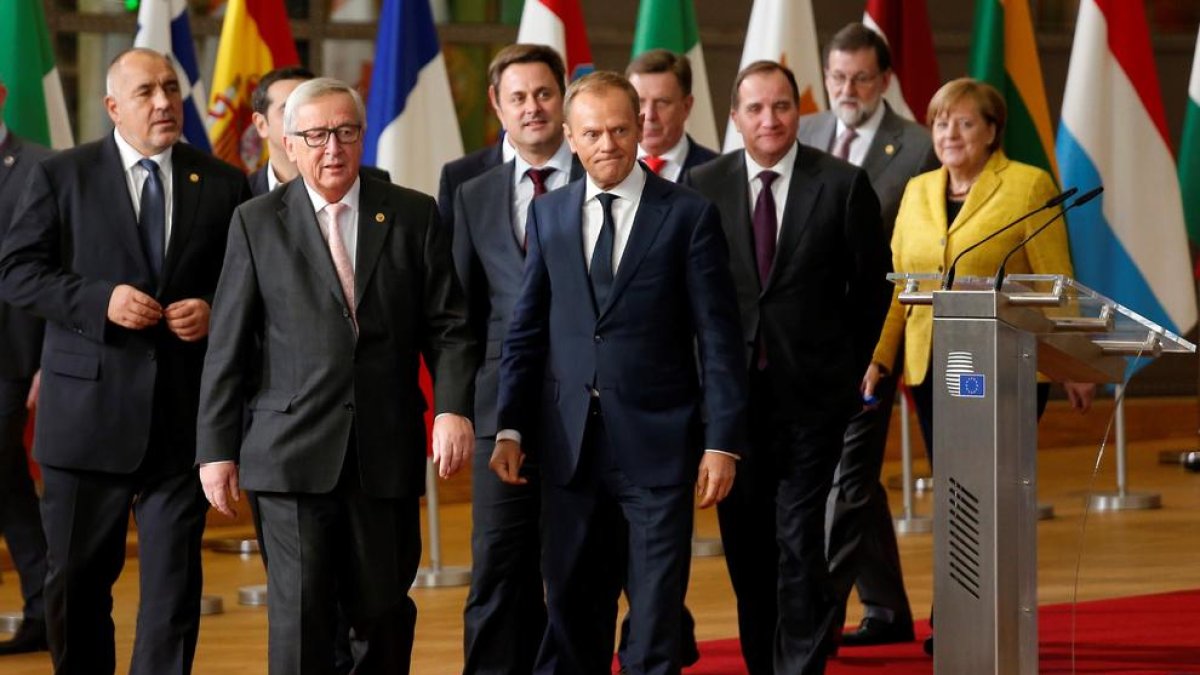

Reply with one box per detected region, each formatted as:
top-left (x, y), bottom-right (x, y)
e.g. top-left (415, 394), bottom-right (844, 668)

top-left (590, 193), bottom-right (617, 310)
top-left (137, 158), bottom-right (165, 282)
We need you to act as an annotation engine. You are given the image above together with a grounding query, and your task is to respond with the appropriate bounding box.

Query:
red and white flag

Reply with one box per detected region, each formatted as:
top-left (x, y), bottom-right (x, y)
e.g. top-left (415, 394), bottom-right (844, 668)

top-left (862, 0), bottom-right (940, 122)
top-left (517, 0), bottom-right (594, 81)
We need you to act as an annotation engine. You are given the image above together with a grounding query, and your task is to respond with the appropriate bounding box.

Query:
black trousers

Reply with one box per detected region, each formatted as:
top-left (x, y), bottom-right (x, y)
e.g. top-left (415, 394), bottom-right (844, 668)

top-left (463, 437), bottom-right (546, 675)
top-left (717, 396), bottom-right (848, 675)
top-left (825, 362), bottom-right (913, 633)
top-left (256, 446), bottom-right (422, 675)
top-left (40, 460), bottom-right (207, 674)
top-left (536, 402), bottom-right (693, 675)
top-left (0, 378), bottom-right (47, 624)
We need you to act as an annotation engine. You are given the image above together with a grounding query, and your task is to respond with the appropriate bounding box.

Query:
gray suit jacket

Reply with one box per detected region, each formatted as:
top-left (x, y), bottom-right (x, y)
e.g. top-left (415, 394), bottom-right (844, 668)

top-left (796, 104), bottom-right (938, 234)
top-left (197, 173), bottom-right (477, 498)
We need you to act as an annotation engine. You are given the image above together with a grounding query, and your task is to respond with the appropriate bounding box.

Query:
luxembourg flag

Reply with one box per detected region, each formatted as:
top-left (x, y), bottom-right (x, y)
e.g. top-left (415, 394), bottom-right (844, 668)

top-left (363, 0), bottom-right (463, 198)
top-left (517, 0), bottom-right (594, 81)
top-left (134, 0), bottom-right (211, 152)
top-left (1056, 0), bottom-right (1197, 337)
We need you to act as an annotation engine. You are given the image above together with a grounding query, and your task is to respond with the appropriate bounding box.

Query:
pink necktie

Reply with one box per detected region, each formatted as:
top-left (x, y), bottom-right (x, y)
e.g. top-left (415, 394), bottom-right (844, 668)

top-left (832, 127), bottom-right (858, 161)
top-left (323, 202), bottom-right (357, 334)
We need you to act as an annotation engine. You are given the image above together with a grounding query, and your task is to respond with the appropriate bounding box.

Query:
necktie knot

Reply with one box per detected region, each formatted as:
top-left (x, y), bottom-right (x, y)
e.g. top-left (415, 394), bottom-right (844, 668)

top-left (595, 192), bottom-right (617, 212)
top-left (833, 127), bottom-right (859, 160)
top-left (643, 155), bottom-right (667, 175)
top-left (138, 158), bottom-right (160, 175)
top-left (526, 167), bottom-right (556, 196)
top-left (758, 170), bottom-right (779, 190)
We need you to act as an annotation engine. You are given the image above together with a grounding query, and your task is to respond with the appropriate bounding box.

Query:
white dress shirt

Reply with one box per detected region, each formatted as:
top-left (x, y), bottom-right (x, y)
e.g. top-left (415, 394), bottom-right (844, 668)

top-left (303, 177), bottom-right (362, 272)
top-left (512, 139), bottom-right (574, 243)
top-left (266, 160), bottom-right (285, 192)
top-left (637, 134), bottom-right (690, 183)
top-left (834, 101), bottom-right (886, 168)
top-left (581, 164), bottom-right (646, 275)
top-left (744, 142), bottom-right (798, 240)
top-left (114, 129), bottom-right (175, 246)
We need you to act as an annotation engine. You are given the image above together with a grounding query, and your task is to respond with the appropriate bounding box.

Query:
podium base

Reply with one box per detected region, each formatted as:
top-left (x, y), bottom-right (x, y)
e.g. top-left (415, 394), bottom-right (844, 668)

top-left (692, 537), bottom-right (724, 557)
top-left (200, 595), bottom-right (224, 616)
top-left (887, 474), bottom-right (933, 492)
top-left (239, 584), bottom-right (268, 606)
top-left (894, 515), bottom-right (932, 535)
top-left (1158, 450), bottom-right (1191, 465)
top-left (209, 538), bottom-right (260, 556)
top-left (0, 612), bottom-right (21, 634)
top-left (1038, 503), bottom-right (1055, 520)
top-left (412, 565), bottom-right (471, 588)
top-left (1089, 491), bottom-right (1162, 511)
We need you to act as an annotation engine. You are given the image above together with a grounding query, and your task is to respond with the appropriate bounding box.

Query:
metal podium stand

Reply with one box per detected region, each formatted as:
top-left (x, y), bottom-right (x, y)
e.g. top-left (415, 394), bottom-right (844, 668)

top-left (891, 273), bottom-right (1194, 674)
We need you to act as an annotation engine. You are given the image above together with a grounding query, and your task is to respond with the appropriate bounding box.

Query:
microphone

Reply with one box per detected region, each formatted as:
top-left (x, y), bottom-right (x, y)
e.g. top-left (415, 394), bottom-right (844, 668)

top-left (992, 186), bottom-right (1104, 291)
top-left (941, 187), bottom-right (1077, 290)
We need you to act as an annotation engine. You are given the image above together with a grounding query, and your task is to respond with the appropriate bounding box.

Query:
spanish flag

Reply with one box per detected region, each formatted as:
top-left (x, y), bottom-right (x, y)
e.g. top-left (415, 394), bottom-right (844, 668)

top-left (207, 0), bottom-right (299, 172)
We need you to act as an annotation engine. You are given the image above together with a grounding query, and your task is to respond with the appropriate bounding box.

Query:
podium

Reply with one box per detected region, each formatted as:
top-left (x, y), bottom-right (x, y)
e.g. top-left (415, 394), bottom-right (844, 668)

top-left (891, 273), bottom-right (1195, 674)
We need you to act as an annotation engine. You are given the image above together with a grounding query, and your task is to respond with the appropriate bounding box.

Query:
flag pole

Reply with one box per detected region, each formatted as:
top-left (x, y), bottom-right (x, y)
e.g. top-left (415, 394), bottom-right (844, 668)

top-left (1088, 384), bottom-right (1161, 511)
top-left (893, 394), bottom-right (930, 535)
top-left (413, 458), bottom-right (471, 588)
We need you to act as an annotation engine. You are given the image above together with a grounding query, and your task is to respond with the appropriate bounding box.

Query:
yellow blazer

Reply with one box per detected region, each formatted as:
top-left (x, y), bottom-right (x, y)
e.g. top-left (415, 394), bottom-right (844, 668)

top-left (873, 151), bottom-right (1074, 385)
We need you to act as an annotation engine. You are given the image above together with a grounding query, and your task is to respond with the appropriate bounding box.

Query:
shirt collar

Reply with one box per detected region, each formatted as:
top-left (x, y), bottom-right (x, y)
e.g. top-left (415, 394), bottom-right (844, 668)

top-left (502, 134), bottom-right (518, 162)
top-left (303, 175), bottom-right (362, 216)
top-left (744, 141), bottom-right (798, 184)
top-left (113, 128), bottom-right (173, 173)
top-left (266, 160), bottom-right (286, 192)
top-left (835, 101), bottom-right (886, 140)
top-left (513, 138), bottom-right (574, 178)
top-left (638, 134), bottom-right (689, 165)
top-left (584, 162), bottom-right (647, 204)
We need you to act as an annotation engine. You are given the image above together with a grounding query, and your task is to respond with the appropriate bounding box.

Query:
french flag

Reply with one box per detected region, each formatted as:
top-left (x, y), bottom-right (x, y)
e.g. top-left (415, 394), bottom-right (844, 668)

top-left (363, 0), bottom-right (463, 198)
top-left (1056, 0), bottom-right (1197, 337)
top-left (517, 0), bottom-right (594, 81)
top-left (134, 0), bottom-right (211, 153)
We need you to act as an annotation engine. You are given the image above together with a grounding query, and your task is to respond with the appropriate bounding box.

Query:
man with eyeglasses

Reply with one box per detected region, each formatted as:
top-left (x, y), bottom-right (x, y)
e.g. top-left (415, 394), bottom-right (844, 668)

top-left (796, 22), bottom-right (938, 650)
top-left (197, 77), bottom-right (476, 674)
top-left (0, 48), bottom-right (250, 673)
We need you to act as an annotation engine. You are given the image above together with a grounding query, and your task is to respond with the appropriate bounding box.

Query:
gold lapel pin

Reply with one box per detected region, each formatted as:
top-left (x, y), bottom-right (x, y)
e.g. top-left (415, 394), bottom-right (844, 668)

top-left (189, 172), bottom-right (200, 183)
top-left (375, 212), bottom-right (385, 223)
top-left (884, 144), bottom-right (895, 156)
top-left (2, 155), bottom-right (13, 167)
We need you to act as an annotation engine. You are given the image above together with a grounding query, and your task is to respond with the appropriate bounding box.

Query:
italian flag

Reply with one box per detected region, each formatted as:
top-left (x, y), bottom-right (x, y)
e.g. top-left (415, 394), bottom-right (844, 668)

top-left (0, 0), bottom-right (73, 148)
top-left (631, 0), bottom-right (718, 150)
top-left (969, 0), bottom-right (1058, 179)
top-left (1182, 27), bottom-right (1200, 253)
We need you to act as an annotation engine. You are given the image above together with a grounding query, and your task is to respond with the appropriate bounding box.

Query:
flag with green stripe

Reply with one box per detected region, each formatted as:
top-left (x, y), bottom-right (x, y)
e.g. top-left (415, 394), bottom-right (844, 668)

top-left (969, 0), bottom-right (1056, 179)
top-left (0, 0), bottom-right (73, 148)
top-left (632, 0), bottom-right (718, 150)
top-left (1181, 27), bottom-right (1200, 250)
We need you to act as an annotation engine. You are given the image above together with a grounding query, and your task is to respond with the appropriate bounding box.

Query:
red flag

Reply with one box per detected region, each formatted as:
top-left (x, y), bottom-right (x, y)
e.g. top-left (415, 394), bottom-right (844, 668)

top-left (863, 0), bottom-right (940, 122)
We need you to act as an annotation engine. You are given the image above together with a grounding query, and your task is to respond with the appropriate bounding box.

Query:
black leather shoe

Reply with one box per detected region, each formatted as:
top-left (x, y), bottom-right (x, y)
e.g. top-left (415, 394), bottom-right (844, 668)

top-left (923, 635), bottom-right (934, 656)
top-left (0, 619), bottom-right (48, 656)
top-left (840, 617), bottom-right (916, 647)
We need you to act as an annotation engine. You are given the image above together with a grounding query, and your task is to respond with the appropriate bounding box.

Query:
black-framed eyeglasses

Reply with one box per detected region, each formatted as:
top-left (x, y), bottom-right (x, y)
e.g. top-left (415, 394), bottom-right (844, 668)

top-left (290, 124), bottom-right (363, 148)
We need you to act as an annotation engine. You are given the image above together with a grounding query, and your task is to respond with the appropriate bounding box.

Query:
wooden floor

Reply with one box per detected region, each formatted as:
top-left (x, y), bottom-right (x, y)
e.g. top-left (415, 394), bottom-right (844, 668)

top-left (2, 415), bottom-right (1200, 673)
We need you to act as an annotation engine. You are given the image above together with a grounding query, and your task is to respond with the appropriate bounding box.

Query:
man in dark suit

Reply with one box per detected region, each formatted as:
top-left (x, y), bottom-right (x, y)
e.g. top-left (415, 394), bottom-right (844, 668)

top-left (625, 49), bottom-right (718, 184)
top-left (688, 61), bottom-right (892, 675)
top-left (452, 44), bottom-right (582, 675)
top-left (492, 71), bottom-right (747, 675)
top-left (0, 49), bottom-right (250, 674)
top-left (249, 66), bottom-right (317, 196)
top-left (0, 79), bottom-right (51, 657)
top-left (796, 23), bottom-right (938, 649)
top-left (197, 77), bottom-right (476, 674)
top-left (437, 139), bottom-right (506, 234)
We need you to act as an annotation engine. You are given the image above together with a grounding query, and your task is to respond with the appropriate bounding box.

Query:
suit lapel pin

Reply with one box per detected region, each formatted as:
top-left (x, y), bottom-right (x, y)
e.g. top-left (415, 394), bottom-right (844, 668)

top-left (884, 144), bottom-right (895, 156)
top-left (2, 155), bottom-right (13, 167)
top-left (189, 172), bottom-right (200, 183)
top-left (375, 212), bottom-right (385, 223)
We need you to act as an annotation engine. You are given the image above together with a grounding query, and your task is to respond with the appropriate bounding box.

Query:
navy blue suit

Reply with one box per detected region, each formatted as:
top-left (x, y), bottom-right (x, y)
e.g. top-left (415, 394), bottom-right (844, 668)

top-left (497, 169), bottom-right (747, 674)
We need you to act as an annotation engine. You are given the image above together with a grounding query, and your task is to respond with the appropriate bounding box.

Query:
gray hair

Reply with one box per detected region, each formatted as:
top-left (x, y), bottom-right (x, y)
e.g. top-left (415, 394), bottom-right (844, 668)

top-left (282, 77), bottom-right (366, 134)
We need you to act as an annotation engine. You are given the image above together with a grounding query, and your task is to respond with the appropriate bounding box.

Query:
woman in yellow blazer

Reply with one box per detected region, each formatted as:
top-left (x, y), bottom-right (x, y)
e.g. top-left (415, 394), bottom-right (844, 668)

top-left (863, 78), bottom-right (1093, 463)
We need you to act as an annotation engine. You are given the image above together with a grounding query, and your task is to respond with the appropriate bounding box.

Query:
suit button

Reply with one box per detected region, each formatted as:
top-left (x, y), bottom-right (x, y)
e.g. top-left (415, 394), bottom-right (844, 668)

top-left (342, 309), bottom-right (350, 318)
top-left (593, 334), bottom-right (602, 344)
top-left (344, 402), bottom-right (355, 412)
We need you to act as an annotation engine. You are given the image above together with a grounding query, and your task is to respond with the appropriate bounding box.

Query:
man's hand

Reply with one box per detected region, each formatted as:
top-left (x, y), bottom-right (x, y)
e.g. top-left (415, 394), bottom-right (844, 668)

top-left (1064, 381), bottom-right (1095, 414)
top-left (696, 452), bottom-right (736, 508)
top-left (431, 414), bottom-right (474, 479)
top-left (489, 439), bottom-right (527, 485)
top-left (107, 284), bottom-right (162, 329)
top-left (25, 370), bottom-right (40, 411)
top-left (165, 299), bottom-right (211, 342)
top-left (199, 462), bottom-right (240, 517)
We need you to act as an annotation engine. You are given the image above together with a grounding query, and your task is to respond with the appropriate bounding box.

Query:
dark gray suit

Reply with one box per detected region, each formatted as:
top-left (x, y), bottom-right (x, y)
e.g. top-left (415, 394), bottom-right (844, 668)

top-left (452, 157), bottom-right (581, 674)
top-left (796, 105), bottom-right (937, 636)
top-left (0, 132), bottom-right (51, 635)
top-left (197, 173), bottom-right (476, 674)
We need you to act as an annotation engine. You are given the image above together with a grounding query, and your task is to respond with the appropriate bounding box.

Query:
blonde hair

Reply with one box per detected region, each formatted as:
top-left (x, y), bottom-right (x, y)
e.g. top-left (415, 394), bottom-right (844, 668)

top-left (926, 77), bottom-right (1006, 153)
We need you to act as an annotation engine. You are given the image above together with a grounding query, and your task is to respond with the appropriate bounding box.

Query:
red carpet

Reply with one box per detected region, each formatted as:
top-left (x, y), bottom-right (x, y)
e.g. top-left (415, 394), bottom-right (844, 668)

top-left (674, 589), bottom-right (1200, 674)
